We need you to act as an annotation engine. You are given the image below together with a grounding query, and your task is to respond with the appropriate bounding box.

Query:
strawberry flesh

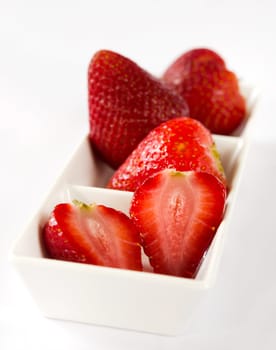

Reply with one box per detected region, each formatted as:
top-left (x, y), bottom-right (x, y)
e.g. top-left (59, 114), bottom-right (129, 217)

top-left (43, 201), bottom-right (142, 271)
top-left (130, 169), bottom-right (226, 278)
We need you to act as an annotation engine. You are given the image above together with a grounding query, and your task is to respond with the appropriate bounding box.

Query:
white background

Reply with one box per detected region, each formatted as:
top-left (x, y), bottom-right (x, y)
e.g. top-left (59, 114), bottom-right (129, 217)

top-left (1, 0), bottom-right (276, 349)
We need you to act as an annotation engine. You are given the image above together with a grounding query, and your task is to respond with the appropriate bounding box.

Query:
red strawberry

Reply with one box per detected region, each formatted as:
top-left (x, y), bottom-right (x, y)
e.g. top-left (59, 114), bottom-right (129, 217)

top-left (107, 117), bottom-right (226, 192)
top-left (43, 200), bottom-right (142, 271)
top-left (88, 50), bottom-right (189, 168)
top-left (130, 169), bottom-right (226, 278)
top-left (162, 48), bottom-right (246, 135)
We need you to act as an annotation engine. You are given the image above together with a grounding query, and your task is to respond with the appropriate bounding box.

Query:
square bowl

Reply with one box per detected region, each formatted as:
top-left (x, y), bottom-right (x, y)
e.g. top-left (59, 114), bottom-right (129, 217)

top-left (11, 134), bottom-right (247, 336)
top-left (10, 83), bottom-right (258, 335)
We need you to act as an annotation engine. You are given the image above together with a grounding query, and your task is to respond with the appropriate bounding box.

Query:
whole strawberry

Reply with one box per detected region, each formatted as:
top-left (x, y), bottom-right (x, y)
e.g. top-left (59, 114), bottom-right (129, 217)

top-left (130, 169), bottom-right (226, 278)
top-left (162, 48), bottom-right (246, 135)
top-left (88, 50), bottom-right (189, 168)
top-left (43, 200), bottom-right (142, 271)
top-left (107, 117), bottom-right (226, 192)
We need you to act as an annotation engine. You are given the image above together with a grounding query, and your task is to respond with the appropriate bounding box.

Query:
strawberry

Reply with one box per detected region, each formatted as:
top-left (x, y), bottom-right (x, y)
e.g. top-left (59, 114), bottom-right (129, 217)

top-left (107, 117), bottom-right (226, 192)
top-left (43, 200), bottom-right (142, 271)
top-left (162, 48), bottom-right (246, 135)
top-left (88, 50), bottom-right (189, 168)
top-left (130, 169), bottom-right (226, 278)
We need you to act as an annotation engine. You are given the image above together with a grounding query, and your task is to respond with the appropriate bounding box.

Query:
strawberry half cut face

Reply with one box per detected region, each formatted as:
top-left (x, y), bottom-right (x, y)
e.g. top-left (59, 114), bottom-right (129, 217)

top-left (130, 169), bottom-right (226, 278)
top-left (43, 201), bottom-right (142, 271)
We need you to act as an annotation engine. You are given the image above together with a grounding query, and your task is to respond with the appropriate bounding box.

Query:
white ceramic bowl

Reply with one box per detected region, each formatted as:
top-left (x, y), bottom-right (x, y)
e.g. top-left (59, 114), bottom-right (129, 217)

top-left (10, 84), bottom-right (258, 335)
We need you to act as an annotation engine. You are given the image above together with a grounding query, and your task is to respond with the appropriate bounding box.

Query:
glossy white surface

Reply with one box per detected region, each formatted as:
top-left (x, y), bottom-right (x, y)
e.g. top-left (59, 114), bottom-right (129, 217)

top-left (1, 0), bottom-right (276, 348)
top-left (10, 135), bottom-right (244, 335)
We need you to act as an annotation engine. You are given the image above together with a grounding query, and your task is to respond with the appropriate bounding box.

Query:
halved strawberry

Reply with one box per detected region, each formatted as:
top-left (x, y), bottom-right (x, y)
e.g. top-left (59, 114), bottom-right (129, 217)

top-left (107, 117), bottom-right (226, 192)
top-left (130, 169), bottom-right (226, 278)
top-left (163, 48), bottom-right (246, 135)
top-left (43, 200), bottom-right (142, 271)
top-left (88, 50), bottom-right (189, 168)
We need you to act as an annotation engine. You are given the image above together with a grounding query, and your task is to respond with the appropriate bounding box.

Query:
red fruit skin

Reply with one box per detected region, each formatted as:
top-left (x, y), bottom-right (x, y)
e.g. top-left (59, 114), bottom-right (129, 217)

top-left (43, 203), bottom-right (142, 271)
top-left (107, 117), bottom-right (226, 192)
top-left (88, 50), bottom-right (189, 168)
top-left (130, 169), bottom-right (226, 278)
top-left (163, 48), bottom-right (226, 85)
top-left (163, 48), bottom-right (246, 135)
